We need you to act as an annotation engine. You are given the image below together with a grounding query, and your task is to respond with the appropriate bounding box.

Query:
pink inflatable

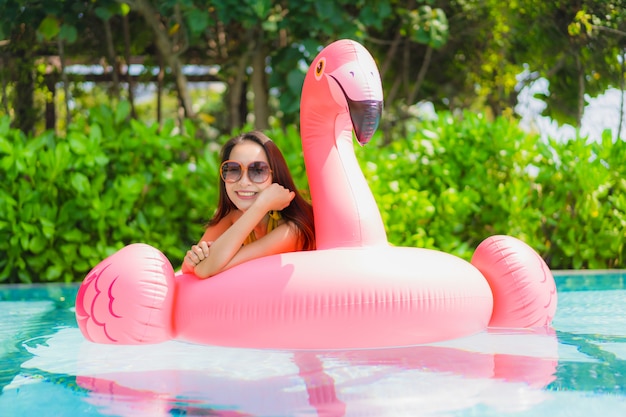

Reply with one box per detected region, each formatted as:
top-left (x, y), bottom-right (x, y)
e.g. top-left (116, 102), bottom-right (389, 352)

top-left (75, 40), bottom-right (557, 349)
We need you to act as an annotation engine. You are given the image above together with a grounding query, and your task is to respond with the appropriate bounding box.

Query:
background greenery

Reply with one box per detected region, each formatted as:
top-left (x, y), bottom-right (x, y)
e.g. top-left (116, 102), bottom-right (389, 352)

top-left (1, 1), bottom-right (624, 136)
top-left (1, 1), bottom-right (625, 283)
top-left (1, 104), bottom-right (624, 284)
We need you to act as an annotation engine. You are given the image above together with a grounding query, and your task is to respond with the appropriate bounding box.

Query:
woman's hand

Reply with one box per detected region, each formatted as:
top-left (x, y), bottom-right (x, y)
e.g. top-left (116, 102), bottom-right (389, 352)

top-left (256, 183), bottom-right (295, 212)
top-left (185, 240), bottom-right (212, 268)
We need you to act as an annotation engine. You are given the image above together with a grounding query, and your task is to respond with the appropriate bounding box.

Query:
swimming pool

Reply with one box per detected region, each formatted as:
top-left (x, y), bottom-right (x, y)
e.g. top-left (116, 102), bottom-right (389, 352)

top-left (1, 271), bottom-right (624, 417)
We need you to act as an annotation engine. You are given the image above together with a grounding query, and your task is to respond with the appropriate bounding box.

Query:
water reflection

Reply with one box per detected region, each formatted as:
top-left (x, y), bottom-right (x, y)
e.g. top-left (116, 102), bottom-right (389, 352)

top-left (20, 327), bottom-right (558, 416)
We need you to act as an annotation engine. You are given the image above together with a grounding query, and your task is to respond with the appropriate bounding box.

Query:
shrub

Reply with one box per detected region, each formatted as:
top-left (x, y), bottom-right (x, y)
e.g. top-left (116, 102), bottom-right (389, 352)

top-left (533, 131), bottom-right (626, 269)
top-left (358, 111), bottom-right (624, 268)
top-left (0, 103), bottom-right (217, 283)
top-left (1, 107), bottom-right (623, 283)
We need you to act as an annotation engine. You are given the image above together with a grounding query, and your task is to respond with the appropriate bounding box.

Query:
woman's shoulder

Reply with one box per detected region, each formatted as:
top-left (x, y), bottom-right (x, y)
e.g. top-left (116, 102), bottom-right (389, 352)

top-left (224, 209), bottom-right (242, 224)
top-left (202, 210), bottom-right (241, 241)
top-left (208, 210), bottom-right (241, 227)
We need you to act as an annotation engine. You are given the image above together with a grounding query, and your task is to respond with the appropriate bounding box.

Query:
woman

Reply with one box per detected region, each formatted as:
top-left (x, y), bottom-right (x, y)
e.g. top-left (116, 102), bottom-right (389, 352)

top-left (181, 131), bottom-right (315, 278)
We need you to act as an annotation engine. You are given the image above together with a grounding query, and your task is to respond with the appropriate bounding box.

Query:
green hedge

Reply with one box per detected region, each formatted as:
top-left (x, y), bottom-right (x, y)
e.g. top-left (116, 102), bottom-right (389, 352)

top-left (0, 106), bottom-right (624, 283)
top-left (0, 104), bottom-right (219, 283)
top-left (360, 112), bottom-right (625, 269)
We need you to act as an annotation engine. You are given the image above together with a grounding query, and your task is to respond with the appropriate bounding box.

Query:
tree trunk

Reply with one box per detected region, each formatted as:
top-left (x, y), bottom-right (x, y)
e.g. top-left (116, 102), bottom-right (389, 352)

top-left (251, 38), bottom-right (269, 130)
top-left (57, 36), bottom-right (71, 130)
top-left (576, 54), bottom-right (585, 128)
top-left (123, 14), bottom-right (137, 118)
top-left (103, 17), bottom-right (120, 98)
top-left (228, 37), bottom-right (254, 131)
top-left (130, 0), bottom-right (194, 118)
top-left (44, 74), bottom-right (56, 132)
top-left (402, 38), bottom-right (410, 99)
top-left (11, 25), bottom-right (36, 135)
top-left (157, 51), bottom-right (164, 129)
top-left (618, 49), bottom-right (625, 141)
top-left (1, 58), bottom-right (9, 115)
top-left (380, 31), bottom-right (402, 82)
top-left (407, 45), bottom-right (433, 106)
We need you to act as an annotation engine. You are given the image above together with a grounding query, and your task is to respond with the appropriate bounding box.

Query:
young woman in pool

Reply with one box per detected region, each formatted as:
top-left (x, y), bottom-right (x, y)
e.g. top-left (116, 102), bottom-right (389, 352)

top-left (181, 131), bottom-right (315, 278)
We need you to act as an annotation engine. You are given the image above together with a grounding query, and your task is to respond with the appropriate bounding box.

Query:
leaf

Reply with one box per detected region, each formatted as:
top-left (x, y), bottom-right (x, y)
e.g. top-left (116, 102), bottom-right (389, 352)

top-left (186, 10), bottom-right (209, 34)
top-left (168, 23), bottom-right (180, 36)
top-left (95, 6), bottom-right (113, 21)
top-left (115, 101), bottom-right (131, 125)
top-left (0, 136), bottom-right (11, 154)
top-left (286, 69), bottom-right (305, 95)
top-left (44, 264), bottom-right (64, 280)
top-left (59, 24), bottom-right (78, 43)
top-left (68, 132), bottom-right (88, 155)
top-left (251, 0), bottom-right (271, 19)
top-left (20, 234), bottom-right (29, 250)
top-left (119, 3), bottom-right (130, 16)
top-left (70, 172), bottom-right (90, 194)
top-left (314, 0), bottom-right (343, 26)
top-left (89, 123), bottom-right (103, 143)
top-left (54, 142), bottom-right (71, 170)
top-left (94, 153), bottom-right (110, 167)
top-left (62, 229), bottom-right (85, 243)
top-left (40, 218), bottom-right (56, 239)
top-left (37, 16), bottom-right (60, 41)
top-left (29, 235), bottom-right (47, 254)
top-left (0, 116), bottom-right (10, 136)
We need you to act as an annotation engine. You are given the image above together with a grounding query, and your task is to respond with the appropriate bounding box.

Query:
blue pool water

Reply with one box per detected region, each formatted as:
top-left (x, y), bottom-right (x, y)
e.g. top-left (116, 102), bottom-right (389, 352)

top-left (0, 271), bottom-right (625, 417)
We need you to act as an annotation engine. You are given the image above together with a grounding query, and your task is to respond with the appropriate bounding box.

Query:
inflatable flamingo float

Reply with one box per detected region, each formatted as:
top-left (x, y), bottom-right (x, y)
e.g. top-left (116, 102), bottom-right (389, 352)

top-left (75, 39), bottom-right (557, 349)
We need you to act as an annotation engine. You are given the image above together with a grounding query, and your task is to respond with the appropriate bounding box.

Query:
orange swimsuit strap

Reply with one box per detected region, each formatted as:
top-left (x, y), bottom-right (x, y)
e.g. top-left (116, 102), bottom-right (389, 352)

top-left (243, 211), bottom-right (282, 245)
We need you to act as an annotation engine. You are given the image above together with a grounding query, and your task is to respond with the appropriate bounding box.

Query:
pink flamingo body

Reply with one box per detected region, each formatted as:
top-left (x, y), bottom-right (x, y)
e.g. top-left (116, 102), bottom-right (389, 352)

top-left (75, 40), bottom-right (556, 349)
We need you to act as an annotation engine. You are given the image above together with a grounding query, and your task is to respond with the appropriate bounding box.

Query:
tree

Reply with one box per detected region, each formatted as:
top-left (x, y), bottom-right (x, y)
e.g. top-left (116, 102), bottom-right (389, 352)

top-left (121, 0), bottom-right (195, 121)
top-left (0, 0), bottom-right (133, 133)
top-left (1, 0), bottom-right (624, 136)
top-left (0, 1), bottom-right (47, 135)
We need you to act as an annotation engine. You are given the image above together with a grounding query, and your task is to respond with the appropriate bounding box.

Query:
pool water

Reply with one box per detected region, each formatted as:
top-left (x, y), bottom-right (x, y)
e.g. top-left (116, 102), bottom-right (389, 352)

top-left (0, 272), bottom-right (624, 417)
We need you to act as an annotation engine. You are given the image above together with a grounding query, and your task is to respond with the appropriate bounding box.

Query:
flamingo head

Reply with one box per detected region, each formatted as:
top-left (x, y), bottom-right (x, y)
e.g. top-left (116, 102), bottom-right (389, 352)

top-left (301, 39), bottom-right (383, 145)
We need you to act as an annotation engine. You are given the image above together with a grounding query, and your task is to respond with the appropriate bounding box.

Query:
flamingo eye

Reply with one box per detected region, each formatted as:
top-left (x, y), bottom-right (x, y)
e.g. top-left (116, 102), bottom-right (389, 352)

top-left (314, 58), bottom-right (325, 80)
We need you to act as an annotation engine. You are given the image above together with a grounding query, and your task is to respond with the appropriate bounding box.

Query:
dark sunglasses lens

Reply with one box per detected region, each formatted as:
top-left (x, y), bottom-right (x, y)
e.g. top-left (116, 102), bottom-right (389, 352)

top-left (221, 162), bottom-right (242, 182)
top-left (248, 162), bottom-right (270, 183)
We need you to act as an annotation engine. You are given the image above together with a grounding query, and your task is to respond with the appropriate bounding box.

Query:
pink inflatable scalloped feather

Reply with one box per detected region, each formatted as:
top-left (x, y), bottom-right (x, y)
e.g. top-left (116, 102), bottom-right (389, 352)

top-left (75, 39), bottom-right (556, 349)
top-left (471, 235), bottom-right (557, 327)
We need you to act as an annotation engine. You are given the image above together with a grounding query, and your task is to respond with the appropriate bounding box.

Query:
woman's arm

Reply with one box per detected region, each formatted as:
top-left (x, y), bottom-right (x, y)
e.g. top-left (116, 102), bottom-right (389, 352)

top-left (181, 216), bottom-right (231, 274)
top-left (214, 222), bottom-right (300, 273)
top-left (186, 183), bottom-right (296, 278)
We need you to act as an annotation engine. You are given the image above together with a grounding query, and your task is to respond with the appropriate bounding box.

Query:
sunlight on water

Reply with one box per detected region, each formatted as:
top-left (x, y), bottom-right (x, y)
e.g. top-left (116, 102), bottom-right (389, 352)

top-left (0, 274), bottom-right (625, 417)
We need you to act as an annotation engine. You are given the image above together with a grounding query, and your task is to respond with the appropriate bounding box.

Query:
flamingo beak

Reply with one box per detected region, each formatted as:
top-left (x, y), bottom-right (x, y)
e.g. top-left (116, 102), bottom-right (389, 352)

top-left (348, 98), bottom-right (383, 145)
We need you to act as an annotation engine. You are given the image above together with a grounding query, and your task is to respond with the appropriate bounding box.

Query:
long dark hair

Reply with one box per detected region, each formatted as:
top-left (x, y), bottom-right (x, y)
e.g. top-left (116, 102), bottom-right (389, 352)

top-left (207, 131), bottom-right (315, 250)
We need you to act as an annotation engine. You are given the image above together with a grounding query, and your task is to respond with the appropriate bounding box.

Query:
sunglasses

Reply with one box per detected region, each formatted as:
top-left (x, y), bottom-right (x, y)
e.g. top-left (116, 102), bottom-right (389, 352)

top-left (220, 160), bottom-right (272, 184)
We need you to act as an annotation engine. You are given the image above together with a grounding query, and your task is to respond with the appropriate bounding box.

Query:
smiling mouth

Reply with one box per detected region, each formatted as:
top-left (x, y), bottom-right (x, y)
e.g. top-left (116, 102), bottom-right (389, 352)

top-left (237, 191), bottom-right (256, 197)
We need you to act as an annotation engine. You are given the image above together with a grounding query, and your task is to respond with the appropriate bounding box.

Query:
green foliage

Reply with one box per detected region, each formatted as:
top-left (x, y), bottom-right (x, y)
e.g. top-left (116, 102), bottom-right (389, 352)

top-left (357, 111), bottom-right (625, 268)
top-left (534, 131), bottom-right (626, 269)
top-left (3, 0), bottom-right (623, 137)
top-left (0, 108), bottom-right (315, 284)
top-left (400, 5), bottom-right (449, 48)
top-left (0, 105), bottom-right (220, 283)
top-left (1, 108), bottom-right (624, 283)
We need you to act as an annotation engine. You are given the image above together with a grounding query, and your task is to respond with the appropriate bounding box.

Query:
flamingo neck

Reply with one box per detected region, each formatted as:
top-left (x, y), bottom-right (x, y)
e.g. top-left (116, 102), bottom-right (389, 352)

top-left (302, 110), bottom-right (388, 250)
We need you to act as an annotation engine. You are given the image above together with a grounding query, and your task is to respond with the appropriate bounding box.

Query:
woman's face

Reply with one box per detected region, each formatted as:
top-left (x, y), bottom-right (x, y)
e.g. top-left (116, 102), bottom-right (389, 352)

top-left (223, 141), bottom-right (273, 212)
